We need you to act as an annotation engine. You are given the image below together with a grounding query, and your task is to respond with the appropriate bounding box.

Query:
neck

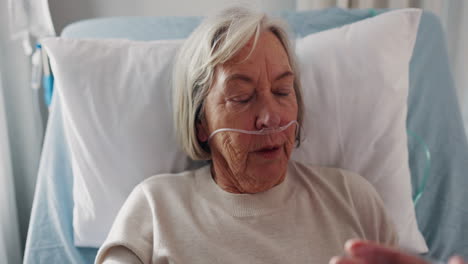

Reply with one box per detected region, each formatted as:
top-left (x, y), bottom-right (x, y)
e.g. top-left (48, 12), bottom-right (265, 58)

top-left (210, 159), bottom-right (286, 194)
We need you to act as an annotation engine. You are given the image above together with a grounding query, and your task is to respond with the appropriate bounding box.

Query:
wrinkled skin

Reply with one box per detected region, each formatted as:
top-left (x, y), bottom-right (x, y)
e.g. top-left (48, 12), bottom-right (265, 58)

top-left (197, 31), bottom-right (298, 194)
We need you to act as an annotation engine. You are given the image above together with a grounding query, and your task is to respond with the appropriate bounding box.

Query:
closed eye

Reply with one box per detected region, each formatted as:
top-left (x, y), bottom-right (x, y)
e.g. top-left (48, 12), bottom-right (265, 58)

top-left (231, 95), bottom-right (253, 103)
top-left (274, 88), bottom-right (292, 97)
top-left (275, 91), bottom-right (290, 96)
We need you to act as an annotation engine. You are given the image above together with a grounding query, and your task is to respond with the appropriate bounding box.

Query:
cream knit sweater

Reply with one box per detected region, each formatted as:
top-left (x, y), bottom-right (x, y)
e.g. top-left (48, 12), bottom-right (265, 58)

top-left (95, 161), bottom-right (397, 264)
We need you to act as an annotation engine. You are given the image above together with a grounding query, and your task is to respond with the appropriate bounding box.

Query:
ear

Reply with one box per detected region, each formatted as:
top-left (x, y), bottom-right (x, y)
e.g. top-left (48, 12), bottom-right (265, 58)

top-left (196, 119), bottom-right (209, 142)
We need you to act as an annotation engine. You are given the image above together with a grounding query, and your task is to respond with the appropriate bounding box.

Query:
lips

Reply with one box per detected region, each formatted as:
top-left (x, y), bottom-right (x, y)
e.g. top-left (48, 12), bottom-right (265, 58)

top-left (253, 144), bottom-right (282, 159)
top-left (256, 145), bottom-right (281, 152)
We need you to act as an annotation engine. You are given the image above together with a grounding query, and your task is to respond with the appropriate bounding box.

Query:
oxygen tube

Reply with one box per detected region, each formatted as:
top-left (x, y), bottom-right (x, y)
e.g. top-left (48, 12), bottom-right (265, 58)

top-left (208, 120), bottom-right (298, 141)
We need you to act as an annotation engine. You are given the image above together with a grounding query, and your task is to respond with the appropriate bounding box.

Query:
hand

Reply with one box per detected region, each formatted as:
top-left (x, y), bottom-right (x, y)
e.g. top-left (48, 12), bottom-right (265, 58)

top-left (329, 239), bottom-right (466, 264)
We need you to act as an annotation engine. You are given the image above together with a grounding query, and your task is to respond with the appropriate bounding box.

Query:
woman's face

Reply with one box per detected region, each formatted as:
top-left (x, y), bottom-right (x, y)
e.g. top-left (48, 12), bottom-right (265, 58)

top-left (197, 31), bottom-right (298, 193)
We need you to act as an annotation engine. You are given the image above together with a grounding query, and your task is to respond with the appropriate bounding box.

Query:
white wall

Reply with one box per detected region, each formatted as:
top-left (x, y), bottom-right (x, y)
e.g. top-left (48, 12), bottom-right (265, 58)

top-left (49, 0), bottom-right (296, 34)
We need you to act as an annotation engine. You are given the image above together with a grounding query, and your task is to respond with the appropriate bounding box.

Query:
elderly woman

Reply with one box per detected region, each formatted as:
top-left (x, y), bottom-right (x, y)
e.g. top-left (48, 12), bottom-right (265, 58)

top-left (95, 7), bottom-right (463, 264)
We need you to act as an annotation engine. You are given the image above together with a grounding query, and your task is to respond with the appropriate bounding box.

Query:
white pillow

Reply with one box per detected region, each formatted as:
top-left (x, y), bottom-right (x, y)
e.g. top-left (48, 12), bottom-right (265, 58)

top-left (291, 9), bottom-right (426, 252)
top-left (42, 38), bottom-right (206, 247)
top-left (42, 8), bottom-right (427, 251)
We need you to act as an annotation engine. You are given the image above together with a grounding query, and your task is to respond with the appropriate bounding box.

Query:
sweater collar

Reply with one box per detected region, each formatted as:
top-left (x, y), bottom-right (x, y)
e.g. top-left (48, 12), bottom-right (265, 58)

top-left (195, 163), bottom-right (295, 217)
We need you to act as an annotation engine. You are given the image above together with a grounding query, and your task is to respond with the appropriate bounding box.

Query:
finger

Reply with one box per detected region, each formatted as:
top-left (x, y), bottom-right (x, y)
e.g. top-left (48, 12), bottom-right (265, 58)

top-left (449, 256), bottom-right (466, 264)
top-left (344, 239), bottom-right (428, 264)
top-left (329, 256), bottom-right (365, 264)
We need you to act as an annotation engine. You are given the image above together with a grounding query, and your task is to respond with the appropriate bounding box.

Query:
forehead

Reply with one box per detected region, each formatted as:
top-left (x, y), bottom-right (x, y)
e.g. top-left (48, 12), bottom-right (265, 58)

top-left (221, 31), bottom-right (291, 71)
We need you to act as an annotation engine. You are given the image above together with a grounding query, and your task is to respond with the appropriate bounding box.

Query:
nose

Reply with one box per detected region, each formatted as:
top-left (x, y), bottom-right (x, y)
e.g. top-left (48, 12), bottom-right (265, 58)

top-left (255, 96), bottom-right (281, 130)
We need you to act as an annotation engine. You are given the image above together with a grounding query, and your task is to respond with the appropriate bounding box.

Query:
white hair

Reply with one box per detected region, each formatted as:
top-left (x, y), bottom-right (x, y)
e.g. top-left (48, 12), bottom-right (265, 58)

top-left (173, 6), bottom-right (304, 160)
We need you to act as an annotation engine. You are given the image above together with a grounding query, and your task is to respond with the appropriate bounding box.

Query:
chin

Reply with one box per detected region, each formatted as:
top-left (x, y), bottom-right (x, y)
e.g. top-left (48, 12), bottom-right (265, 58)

top-left (250, 160), bottom-right (288, 189)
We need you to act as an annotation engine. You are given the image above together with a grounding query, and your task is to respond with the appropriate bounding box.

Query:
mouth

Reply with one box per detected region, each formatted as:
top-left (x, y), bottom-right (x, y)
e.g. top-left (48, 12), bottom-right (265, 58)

top-left (253, 144), bottom-right (282, 159)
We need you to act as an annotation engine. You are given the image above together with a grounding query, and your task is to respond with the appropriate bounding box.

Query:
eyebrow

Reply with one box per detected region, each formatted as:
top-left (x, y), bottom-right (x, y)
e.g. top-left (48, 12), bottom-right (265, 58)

top-left (225, 71), bottom-right (294, 85)
top-left (274, 71), bottom-right (294, 81)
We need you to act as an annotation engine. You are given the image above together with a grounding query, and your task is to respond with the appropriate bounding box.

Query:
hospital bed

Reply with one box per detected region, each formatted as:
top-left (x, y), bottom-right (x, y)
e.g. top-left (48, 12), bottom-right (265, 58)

top-left (23, 8), bottom-right (468, 263)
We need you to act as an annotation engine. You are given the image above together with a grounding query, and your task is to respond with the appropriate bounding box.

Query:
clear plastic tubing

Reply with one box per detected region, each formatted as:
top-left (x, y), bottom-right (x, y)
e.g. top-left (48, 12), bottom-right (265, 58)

top-left (208, 120), bottom-right (298, 141)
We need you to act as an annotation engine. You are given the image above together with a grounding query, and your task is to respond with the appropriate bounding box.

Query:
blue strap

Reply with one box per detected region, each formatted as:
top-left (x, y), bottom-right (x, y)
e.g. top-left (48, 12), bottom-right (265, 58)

top-left (43, 74), bottom-right (54, 106)
top-left (36, 42), bottom-right (54, 106)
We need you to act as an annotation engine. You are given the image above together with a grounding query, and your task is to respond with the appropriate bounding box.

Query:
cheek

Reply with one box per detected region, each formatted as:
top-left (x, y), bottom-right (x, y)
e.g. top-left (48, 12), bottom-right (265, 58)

top-left (282, 125), bottom-right (297, 156)
top-left (219, 133), bottom-right (252, 153)
top-left (214, 132), bottom-right (252, 158)
top-left (209, 104), bottom-right (255, 135)
top-left (213, 133), bottom-right (253, 171)
top-left (290, 102), bottom-right (299, 121)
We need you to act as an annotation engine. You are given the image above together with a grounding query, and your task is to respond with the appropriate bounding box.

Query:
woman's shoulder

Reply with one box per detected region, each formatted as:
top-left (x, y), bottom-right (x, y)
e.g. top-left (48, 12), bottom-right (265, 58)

top-left (136, 164), bottom-right (211, 197)
top-left (289, 161), bottom-right (397, 244)
top-left (290, 161), bottom-right (371, 186)
top-left (289, 160), bottom-right (379, 201)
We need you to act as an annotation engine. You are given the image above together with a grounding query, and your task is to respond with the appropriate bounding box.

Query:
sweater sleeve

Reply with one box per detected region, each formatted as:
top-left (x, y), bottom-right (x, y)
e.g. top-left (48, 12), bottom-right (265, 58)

top-left (100, 246), bottom-right (142, 264)
top-left (95, 184), bottom-right (155, 264)
top-left (343, 170), bottom-right (399, 247)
